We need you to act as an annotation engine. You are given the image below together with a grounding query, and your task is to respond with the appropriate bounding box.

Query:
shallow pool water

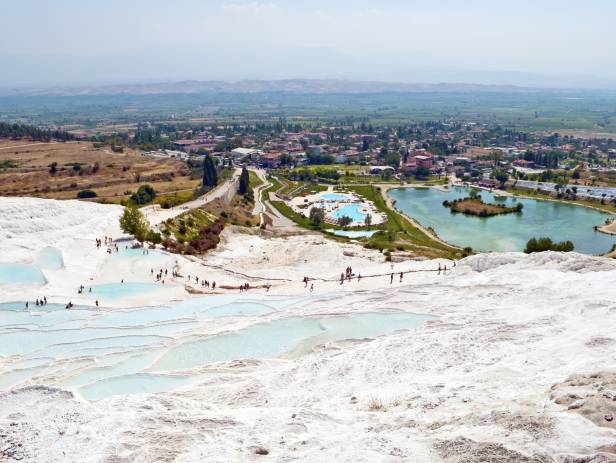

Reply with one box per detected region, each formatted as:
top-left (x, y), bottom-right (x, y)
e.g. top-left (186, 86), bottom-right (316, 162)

top-left (388, 186), bottom-right (616, 254)
top-left (151, 311), bottom-right (434, 372)
top-left (79, 373), bottom-right (190, 401)
top-left (36, 247), bottom-right (64, 269)
top-left (86, 282), bottom-right (175, 300)
top-left (0, 293), bottom-right (434, 401)
top-left (327, 229), bottom-right (379, 239)
top-left (112, 247), bottom-right (173, 264)
top-left (0, 263), bottom-right (46, 285)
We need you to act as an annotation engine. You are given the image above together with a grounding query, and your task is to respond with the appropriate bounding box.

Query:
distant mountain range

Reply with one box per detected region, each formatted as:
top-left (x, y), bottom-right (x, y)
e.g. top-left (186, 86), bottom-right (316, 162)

top-left (0, 79), bottom-right (546, 97)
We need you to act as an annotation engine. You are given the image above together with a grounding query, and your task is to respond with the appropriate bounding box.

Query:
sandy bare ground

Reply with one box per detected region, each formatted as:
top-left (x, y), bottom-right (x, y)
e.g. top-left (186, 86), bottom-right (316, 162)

top-left (0, 139), bottom-right (199, 200)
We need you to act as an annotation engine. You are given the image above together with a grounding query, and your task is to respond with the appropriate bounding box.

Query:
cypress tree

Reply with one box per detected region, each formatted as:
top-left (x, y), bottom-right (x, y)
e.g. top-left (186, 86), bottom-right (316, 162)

top-left (238, 167), bottom-right (249, 195)
top-left (202, 155), bottom-right (218, 188)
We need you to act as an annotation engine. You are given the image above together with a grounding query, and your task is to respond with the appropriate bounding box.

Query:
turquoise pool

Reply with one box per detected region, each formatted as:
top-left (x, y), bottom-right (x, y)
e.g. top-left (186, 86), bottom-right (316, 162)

top-left (388, 186), bottom-right (616, 254)
top-left (150, 311), bottom-right (434, 371)
top-left (85, 282), bottom-right (177, 301)
top-left (0, 296), bottom-right (433, 400)
top-left (321, 193), bottom-right (352, 201)
top-left (112, 247), bottom-right (173, 263)
top-left (0, 263), bottom-right (46, 285)
top-left (331, 204), bottom-right (366, 222)
top-left (35, 247), bottom-right (64, 269)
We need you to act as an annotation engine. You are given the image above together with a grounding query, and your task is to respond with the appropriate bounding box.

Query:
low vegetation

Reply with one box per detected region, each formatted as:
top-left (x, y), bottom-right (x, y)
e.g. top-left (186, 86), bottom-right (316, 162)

top-left (163, 220), bottom-right (225, 255)
top-left (76, 189), bottom-right (97, 199)
top-left (161, 209), bottom-right (218, 242)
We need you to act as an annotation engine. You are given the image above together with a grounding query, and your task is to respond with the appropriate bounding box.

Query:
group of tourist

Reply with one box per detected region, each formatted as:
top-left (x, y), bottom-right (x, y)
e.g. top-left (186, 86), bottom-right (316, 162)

top-left (186, 274), bottom-right (216, 290)
top-left (96, 236), bottom-right (118, 254)
top-left (24, 297), bottom-right (47, 309)
top-left (340, 266), bottom-right (356, 284)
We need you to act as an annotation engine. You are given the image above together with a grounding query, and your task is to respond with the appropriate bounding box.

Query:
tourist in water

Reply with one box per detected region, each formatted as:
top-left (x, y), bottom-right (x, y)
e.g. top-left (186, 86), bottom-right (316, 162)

top-left (400, 272), bottom-right (403, 282)
top-left (310, 283), bottom-right (314, 292)
top-left (438, 263), bottom-right (441, 275)
top-left (95, 300), bottom-right (99, 307)
top-left (390, 273), bottom-right (394, 284)
top-left (212, 282), bottom-right (216, 290)
top-left (43, 296), bottom-right (47, 304)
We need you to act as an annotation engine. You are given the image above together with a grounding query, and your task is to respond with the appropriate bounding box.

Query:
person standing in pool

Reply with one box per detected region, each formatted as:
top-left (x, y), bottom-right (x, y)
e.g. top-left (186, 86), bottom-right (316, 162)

top-left (95, 300), bottom-right (99, 307)
top-left (390, 273), bottom-right (394, 284)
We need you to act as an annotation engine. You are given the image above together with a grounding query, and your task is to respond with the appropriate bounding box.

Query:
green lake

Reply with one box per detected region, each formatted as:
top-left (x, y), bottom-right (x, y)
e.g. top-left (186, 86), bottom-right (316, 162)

top-left (388, 186), bottom-right (616, 254)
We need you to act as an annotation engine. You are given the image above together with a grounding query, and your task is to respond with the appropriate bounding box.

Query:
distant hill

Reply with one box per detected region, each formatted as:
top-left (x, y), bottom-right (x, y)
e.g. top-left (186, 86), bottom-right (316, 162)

top-left (0, 79), bottom-right (541, 97)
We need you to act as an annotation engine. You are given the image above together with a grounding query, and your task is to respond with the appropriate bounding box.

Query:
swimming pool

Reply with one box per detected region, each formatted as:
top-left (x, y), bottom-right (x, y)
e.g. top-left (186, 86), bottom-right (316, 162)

top-left (331, 204), bottom-right (367, 222)
top-left (0, 263), bottom-right (46, 285)
top-left (321, 193), bottom-right (352, 201)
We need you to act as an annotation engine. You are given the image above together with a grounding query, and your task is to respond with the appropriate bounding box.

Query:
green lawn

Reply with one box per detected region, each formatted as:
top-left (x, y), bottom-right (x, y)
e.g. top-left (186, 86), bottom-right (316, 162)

top-left (248, 171), bottom-right (264, 189)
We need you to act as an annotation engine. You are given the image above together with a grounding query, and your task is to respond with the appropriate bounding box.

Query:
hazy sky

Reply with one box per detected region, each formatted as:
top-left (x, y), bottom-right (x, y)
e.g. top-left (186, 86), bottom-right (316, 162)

top-left (2, 0), bottom-right (616, 87)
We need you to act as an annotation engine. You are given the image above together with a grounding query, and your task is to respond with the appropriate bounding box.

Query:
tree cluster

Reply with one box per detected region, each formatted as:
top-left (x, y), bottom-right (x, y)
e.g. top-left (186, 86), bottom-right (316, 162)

top-left (0, 122), bottom-right (74, 142)
top-left (130, 184), bottom-right (156, 205)
top-left (524, 237), bottom-right (574, 253)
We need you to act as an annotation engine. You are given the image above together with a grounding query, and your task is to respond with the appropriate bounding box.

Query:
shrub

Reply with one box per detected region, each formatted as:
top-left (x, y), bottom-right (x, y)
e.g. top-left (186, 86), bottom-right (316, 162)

top-left (524, 237), bottom-right (574, 254)
top-left (76, 189), bottom-right (97, 198)
top-left (146, 230), bottom-right (162, 244)
top-left (130, 184), bottom-right (156, 205)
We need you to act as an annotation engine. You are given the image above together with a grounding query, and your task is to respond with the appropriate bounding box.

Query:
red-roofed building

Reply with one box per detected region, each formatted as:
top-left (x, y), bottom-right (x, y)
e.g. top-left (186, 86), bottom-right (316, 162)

top-left (261, 152), bottom-right (282, 168)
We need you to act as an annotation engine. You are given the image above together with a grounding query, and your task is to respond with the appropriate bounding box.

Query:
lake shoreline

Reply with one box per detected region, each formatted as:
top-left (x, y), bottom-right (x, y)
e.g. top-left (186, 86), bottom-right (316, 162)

top-left (387, 184), bottom-right (616, 255)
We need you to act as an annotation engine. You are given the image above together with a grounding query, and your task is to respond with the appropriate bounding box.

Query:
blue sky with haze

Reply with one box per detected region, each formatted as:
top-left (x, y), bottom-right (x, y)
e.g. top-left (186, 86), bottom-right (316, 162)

top-left (1, 0), bottom-right (615, 87)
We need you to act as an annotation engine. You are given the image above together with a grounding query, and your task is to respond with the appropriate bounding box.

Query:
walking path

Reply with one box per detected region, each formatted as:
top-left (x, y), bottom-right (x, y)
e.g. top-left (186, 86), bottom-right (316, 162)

top-left (142, 168), bottom-right (241, 225)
